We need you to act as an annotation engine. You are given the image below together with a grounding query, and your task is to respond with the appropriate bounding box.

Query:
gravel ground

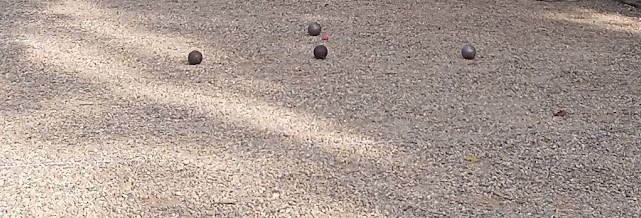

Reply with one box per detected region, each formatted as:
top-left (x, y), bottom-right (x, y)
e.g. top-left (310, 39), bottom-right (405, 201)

top-left (2, 0), bottom-right (641, 217)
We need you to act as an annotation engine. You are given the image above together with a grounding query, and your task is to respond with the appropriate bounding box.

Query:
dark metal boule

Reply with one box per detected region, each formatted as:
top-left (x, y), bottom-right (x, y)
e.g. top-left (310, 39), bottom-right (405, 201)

top-left (308, 22), bottom-right (322, 36)
top-left (462, 44), bottom-right (476, 60)
top-left (314, 45), bottom-right (328, 59)
top-left (188, 50), bottom-right (203, 65)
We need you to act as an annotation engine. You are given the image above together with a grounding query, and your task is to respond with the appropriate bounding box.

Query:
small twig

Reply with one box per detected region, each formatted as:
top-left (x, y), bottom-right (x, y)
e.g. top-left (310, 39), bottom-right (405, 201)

top-left (213, 200), bottom-right (236, 205)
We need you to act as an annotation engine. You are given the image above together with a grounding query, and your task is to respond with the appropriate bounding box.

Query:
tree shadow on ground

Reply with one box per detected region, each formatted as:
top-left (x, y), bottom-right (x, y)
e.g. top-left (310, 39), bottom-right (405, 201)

top-left (1, 1), bottom-right (452, 217)
top-left (49, 0), bottom-right (641, 216)
top-left (583, 0), bottom-right (641, 18)
top-left (1, 33), bottom-right (451, 218)
top-left (0, 1), bottom-right (73, 113)
top-left (77, 0), bottom-right (641, 143)
top-left (2, 60), bottom-right (443, 216)
top-left (90, 0), bottom-right (641, 215)
top-left (3, 0), bottom-right (641, 216)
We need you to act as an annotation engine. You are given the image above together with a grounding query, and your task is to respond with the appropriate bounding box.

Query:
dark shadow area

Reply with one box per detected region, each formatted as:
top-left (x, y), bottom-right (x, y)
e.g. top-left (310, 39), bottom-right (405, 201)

top-left (1, 0), bottom-right (71, 112)
top-left (585, 0), bottom-right (641, 18)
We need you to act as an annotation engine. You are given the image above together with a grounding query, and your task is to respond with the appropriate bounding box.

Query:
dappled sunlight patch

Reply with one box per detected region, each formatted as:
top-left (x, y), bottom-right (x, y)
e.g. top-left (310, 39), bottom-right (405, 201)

top-left (16, 1), bottom-right (399, 212)
top-left (45, 0), bottom-right (206, 62)
top-left (18, 7), bottom-right (393, 212)
top-left (42, 0), bottom-right (291, 98)
top-left (20, 24), bottom-right (393, 165)
top-left (544, 7), bottom-right (641, 34)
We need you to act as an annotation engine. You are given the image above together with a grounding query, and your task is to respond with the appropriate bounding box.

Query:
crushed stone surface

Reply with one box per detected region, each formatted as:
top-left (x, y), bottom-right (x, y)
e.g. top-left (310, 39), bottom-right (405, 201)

top-left (1, 0), bottom-right (641, 217)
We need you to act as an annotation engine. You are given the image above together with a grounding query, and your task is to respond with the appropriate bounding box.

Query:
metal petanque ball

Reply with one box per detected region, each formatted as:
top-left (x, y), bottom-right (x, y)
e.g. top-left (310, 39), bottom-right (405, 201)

top-left (308, 22), bottom-right (322, 36)
top-left (314, 45), bottom-right (328, 59)
top-left (188, 50), bottom-right (203, 65)
top-left (461, 44), bottom-right (476, 60)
